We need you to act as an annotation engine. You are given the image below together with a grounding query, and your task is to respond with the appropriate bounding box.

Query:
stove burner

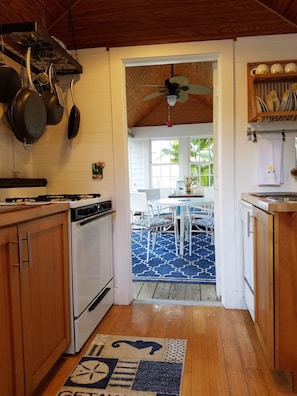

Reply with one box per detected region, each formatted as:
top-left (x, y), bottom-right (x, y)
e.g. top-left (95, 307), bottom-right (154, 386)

top-left (6, 193), bottom-right (101, 203)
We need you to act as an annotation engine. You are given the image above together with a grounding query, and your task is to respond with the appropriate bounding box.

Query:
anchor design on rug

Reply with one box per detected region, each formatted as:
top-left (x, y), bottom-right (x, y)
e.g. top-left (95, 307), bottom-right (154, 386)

top-left (111, 339), bottom-right (162, 355)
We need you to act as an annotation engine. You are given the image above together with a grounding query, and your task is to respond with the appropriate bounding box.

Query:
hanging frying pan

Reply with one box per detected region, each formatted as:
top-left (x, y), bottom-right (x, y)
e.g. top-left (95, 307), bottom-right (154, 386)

top-left (68, 79), bottom-right (80, 139)
top-left (42, 63), bottom-right (64, 125)
top-left (0, 38), bottom-right (22, 103)
top-left (8, 47), bottom-right (47, 145)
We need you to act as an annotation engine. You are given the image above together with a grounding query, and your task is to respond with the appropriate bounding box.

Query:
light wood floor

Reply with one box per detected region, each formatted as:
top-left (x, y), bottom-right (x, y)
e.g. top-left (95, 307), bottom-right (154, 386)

top-left (37, 303), bottom-right (295, 395)
top-left (133, 281), bottom-right (221, 303)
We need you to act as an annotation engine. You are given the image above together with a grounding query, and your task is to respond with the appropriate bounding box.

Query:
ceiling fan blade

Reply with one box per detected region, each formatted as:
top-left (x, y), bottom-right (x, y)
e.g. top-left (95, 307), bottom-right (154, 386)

top-left (169, 75), bottom-right (189, 86)
top-left (177, 91), bottom-right (188, 103)
top-left (187, 83), bottom-right (212, 94)
top-left (140, 84), bottom-right (167, 88)
top-left (143, 90), bottom-right (167, 101)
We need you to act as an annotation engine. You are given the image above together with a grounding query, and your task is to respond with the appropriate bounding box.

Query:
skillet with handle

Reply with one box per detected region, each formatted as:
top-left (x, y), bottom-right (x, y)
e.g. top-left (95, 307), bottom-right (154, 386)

top-left (68, 79), bottom-right (80, 139)
top-left (42, 63), bottom-right (64, 125)
top-left (8, 47), bottom-right (47, 145)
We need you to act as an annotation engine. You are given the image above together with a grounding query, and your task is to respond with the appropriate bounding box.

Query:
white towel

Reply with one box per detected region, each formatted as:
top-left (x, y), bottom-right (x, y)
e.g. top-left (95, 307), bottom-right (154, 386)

top-left (257, 135), bottom-right (284, 185)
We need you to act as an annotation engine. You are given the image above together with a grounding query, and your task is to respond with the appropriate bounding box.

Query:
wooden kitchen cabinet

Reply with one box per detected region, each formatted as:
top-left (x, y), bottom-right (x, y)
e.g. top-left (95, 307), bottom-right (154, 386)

top-left (253, 206), bottom-right (297, 391)
top-left (0, 225), bottom-right (25, 396)
top-left (0, 208), bottom-right (70, 396)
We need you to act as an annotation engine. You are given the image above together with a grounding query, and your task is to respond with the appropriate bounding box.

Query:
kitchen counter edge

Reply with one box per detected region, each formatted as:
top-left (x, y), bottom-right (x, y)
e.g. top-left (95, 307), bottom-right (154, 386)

top-left (241, 193), bottom-right (297, 212)
top-left (0, 203), bottom-right (70, 228)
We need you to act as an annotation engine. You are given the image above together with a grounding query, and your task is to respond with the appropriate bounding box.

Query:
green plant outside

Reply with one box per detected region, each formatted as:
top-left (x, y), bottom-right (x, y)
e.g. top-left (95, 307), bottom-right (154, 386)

top-left (160, 138), bottom-right (214, 187)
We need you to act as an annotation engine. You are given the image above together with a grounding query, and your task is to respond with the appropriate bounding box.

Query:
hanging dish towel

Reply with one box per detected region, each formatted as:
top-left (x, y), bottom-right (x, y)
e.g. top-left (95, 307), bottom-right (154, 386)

top-left (257, 135), bottom-right (284, 185)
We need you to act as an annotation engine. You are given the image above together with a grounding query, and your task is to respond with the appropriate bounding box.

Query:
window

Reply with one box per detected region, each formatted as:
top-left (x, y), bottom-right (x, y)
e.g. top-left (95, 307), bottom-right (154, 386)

top-left (189, 138), bottom-right (214, 186)
top-left (128, 136), bottom-right (214, 191)
top-left (151, 139), bottom-right (180, 188)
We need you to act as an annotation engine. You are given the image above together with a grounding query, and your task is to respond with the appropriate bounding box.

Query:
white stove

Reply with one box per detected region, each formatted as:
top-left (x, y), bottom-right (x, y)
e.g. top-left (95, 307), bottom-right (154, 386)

top-left (1, 188), bottom-right (114, 354)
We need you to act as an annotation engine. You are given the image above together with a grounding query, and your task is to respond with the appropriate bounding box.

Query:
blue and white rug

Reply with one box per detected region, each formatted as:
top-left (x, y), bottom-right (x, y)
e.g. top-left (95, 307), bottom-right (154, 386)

top-left (57, 334), bottom-right (186, 396)
top-left (132, 231), bottom-right (216, 284)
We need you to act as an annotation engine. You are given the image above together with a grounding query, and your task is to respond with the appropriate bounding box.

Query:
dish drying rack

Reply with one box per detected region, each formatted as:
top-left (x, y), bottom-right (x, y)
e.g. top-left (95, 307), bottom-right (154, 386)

top-left (248, 61), bottom-right (297, 122)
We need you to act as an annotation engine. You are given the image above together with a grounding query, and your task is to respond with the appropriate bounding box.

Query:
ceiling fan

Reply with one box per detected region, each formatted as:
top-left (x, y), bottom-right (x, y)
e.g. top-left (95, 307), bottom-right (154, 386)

top-left (142, 65), bottom-right (212, 107)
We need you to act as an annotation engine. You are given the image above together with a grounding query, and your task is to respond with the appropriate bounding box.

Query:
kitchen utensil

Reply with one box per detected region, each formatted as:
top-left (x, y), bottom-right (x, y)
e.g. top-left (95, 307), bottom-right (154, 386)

top-left (0, 39), bottom-right (22, 103)
top-left (42, 63), bottom-right (64, 125)
top-left (8, 47), bottom-right (47, 144)
top-left (68, 79), bottom-right (80, 139)
top-left (291, 137), bottom-right (297, 176)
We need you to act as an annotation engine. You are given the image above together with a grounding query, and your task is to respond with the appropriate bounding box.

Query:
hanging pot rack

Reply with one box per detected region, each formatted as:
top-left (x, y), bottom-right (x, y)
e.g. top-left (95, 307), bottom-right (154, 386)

top-left (0, 22), bottom-right (82, 75)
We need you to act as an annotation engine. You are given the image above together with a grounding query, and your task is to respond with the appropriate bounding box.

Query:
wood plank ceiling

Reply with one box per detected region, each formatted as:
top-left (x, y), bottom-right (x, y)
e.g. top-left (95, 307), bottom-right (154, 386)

top-left (1, 0), bottom-right (297, 127)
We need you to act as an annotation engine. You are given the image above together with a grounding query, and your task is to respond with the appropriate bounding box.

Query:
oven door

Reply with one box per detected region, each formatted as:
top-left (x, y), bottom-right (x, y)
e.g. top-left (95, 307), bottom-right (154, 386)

top-left (71, 211), bottom-right (113, 318)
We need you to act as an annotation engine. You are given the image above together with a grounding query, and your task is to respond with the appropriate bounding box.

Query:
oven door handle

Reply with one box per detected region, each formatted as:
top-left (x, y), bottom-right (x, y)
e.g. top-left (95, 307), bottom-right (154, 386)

top-left (79, 210), bottom-right (115, 226)
top-left (88, 287), bottom-right (111, 311)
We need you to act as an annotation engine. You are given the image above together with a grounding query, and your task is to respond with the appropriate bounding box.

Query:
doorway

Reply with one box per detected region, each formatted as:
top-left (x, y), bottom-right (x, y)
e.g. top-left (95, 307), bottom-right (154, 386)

top-left (126, 60), bottom-right (219, 304)
top-left (109, 41), bottom-right (236, 308)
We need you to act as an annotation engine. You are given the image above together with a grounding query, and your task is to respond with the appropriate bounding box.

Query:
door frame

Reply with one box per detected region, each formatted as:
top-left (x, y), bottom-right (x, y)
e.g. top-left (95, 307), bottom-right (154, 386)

top-left (109, 40), bottom-right (239, 309)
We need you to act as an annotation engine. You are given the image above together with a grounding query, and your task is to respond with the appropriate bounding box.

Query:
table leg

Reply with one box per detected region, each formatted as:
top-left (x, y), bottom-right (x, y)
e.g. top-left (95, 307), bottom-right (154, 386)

top-left (180, 206), bottom-right (185, 255)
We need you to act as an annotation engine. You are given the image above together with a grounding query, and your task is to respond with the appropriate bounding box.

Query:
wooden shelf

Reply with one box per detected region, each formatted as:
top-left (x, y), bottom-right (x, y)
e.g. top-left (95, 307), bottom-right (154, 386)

top-left (247, 60), bottom-right (297, 122)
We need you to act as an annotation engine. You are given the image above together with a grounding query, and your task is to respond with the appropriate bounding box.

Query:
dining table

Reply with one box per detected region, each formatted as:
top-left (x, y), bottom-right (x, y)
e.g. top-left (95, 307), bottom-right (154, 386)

top-left (149, 196), bottom-right (208, 256)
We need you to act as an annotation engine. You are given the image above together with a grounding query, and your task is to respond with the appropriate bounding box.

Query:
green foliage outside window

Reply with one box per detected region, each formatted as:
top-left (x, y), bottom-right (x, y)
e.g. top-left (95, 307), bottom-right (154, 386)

top-left (159, 138), bottom-right (214, 187)
top-left (190, 138), bottom-right (214, 186)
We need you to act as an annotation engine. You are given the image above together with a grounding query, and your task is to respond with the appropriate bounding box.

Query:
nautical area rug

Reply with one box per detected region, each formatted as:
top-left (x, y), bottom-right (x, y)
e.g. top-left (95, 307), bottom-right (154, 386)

top-left (57, 334), bottom-right (187, 396)
top-left (132, 231), bottom-right (215, 284)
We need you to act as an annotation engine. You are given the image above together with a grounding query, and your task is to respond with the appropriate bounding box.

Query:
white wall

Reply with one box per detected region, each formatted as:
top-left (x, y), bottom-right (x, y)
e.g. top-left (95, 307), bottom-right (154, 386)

top-left (1, 34), bottom-right (297, 309)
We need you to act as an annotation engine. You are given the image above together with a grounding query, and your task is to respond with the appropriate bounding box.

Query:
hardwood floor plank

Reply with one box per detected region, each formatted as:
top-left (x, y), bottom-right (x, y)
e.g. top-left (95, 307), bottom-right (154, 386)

top-left (227, 370), bottom-right (250, 396)
top-left (169, 282), bottom-right (186, 300)
top-left (37, 304), bottom-right (295, 396)
top-left (132, 280), bottom-right (142, 298)
top-left (201, 283), bottom-right (218, 301)
top-left (153, 281), bottom-right (171, 299)
top-left (185, 283), bottom-right (201, 300)
top-left (137, 281), bottom-right (157, 299)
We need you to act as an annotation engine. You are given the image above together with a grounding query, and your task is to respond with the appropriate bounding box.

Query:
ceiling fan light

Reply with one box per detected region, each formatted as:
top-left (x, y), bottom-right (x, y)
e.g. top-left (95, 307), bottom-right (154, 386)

top-left (166, 94), bottom-right (178, 107)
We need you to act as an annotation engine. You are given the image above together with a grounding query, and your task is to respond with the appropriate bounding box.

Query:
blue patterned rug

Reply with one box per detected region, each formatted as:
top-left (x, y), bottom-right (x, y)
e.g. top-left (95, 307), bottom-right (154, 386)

top-left (132, 231), bottom-right (216, 284)
top-left (57, 334), bottom-right (186, 396)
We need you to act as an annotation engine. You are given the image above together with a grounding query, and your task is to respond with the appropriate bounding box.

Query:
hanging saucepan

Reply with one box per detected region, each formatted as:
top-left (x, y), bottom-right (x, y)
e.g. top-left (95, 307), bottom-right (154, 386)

top-left (68, 79), bottom-right (80, 139)
top-left (0, 38), bottom-right (22, 103)
top-left (33, 62), bottom-right (50, 94)
top-left (42, 63), bottom-right (64, 125)
top-left (8, 47), bottom-right (47, 145)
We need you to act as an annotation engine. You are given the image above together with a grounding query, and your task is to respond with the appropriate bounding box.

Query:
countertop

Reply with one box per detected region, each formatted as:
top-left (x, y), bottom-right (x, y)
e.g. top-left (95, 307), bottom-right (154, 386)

top-left (0, 202), bottom-right (70, 228)
top-left (241, 193), bottom-right (297, 212)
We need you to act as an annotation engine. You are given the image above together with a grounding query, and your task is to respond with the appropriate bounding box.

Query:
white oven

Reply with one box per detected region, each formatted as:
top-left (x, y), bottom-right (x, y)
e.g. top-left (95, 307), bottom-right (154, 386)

top-left (68, 201), bottom-right (114, 354)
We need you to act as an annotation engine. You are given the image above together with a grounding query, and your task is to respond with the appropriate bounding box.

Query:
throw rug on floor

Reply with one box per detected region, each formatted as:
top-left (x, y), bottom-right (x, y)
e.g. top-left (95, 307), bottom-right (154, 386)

top-left (132, 231), bottom-right (215, 284)
top-left (57, 334), bottom-right (187, 396)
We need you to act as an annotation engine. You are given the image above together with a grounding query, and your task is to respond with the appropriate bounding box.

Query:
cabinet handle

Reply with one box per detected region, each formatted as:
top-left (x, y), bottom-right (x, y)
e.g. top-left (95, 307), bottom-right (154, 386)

top-left (15, 232), bottom-right (32, 270)
top-left (12, 234), bottom-right (23, 272)
top-left (247, 212), bottom-right (254, 237)
top-left (26, 232), bottom-right (32, 268)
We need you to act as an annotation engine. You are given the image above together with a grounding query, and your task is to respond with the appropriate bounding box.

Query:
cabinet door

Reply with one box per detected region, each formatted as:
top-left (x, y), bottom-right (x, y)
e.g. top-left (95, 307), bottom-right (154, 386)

top-left (0, 226), bottom-right (25, 396)
top-left (18, 212), bottom-right (70, 395)
top-left (253, 206), bottom-right (274, 368)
